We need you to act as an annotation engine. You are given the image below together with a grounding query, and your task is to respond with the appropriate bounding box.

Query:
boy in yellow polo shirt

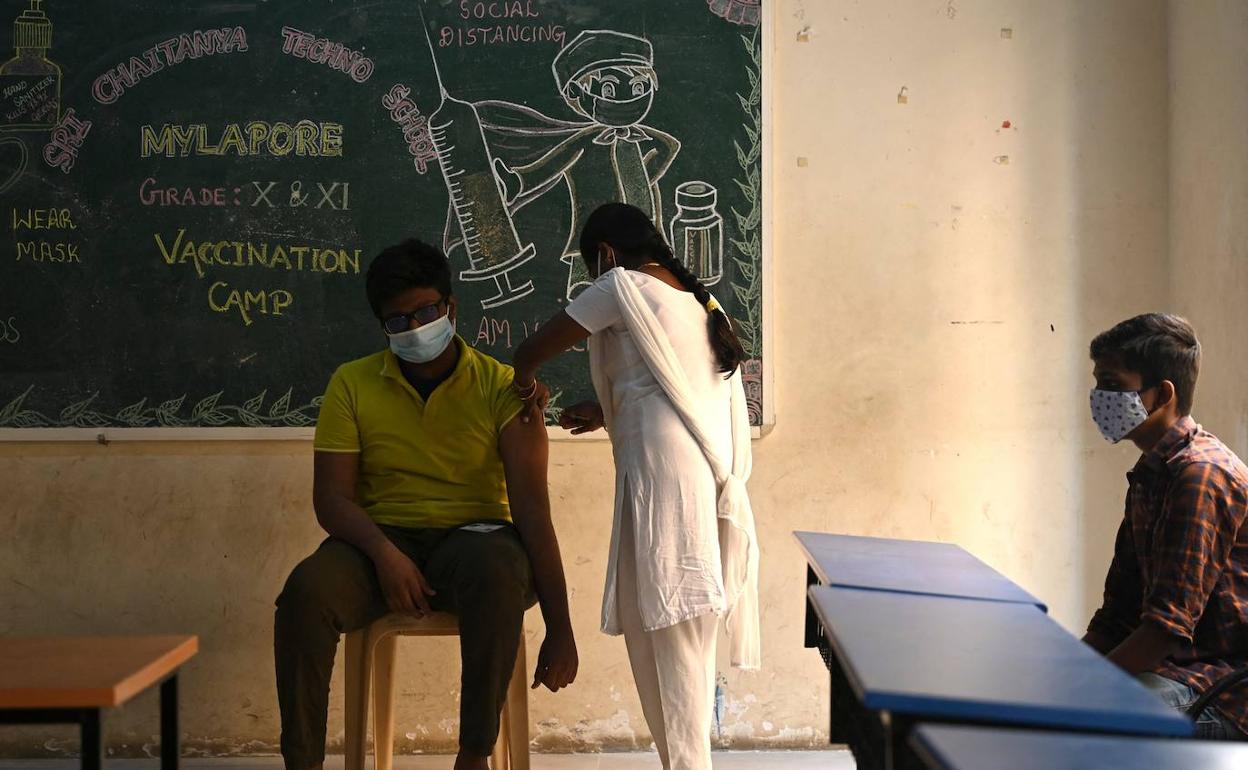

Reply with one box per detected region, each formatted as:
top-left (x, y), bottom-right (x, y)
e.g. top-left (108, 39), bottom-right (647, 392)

top-left (274, 240), bottom-right (577, 770)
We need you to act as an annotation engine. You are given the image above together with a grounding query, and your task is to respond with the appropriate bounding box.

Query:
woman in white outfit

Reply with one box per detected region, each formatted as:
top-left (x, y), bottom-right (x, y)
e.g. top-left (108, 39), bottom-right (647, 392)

top-left (513, 203), bottom-right (760, 770)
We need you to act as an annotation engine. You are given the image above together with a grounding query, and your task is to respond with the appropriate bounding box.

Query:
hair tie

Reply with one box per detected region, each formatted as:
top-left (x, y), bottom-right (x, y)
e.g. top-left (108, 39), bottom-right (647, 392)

top-left (705, 297), bottom-right (721, 314)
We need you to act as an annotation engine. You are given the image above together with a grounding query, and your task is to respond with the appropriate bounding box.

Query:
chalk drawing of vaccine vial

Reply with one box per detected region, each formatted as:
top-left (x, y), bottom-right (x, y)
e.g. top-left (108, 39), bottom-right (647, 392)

top-left (669, 181), bottom-right (724, 286)
top-left (0, 0), bottom-right (61, 132)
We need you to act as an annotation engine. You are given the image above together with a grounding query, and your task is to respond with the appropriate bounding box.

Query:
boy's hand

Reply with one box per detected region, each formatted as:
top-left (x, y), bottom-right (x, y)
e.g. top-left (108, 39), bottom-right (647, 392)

top-left (532, 627), bottom-right (578, 692)
top-left (373, 542), bottom-right (436, 617)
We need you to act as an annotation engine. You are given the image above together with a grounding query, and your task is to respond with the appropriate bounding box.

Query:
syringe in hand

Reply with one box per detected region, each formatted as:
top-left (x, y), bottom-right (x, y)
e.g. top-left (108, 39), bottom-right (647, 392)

top-left (419, 6), bottom-right (535, 310)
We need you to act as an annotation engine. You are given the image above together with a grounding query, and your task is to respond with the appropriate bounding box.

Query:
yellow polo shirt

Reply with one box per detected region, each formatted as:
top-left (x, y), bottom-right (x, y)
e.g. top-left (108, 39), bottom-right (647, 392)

top-left (313, 339), bottom-right (525, 529)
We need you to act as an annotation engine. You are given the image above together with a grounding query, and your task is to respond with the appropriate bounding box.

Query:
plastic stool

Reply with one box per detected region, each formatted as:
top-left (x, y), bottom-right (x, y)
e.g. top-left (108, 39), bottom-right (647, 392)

top-left (343, 612), bottom-right (530, 770)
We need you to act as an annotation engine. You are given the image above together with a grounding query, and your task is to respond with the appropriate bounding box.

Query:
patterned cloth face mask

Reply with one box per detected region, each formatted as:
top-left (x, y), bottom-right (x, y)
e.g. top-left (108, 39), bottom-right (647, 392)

top-left (1090, 388), bottom-right (1151, 443)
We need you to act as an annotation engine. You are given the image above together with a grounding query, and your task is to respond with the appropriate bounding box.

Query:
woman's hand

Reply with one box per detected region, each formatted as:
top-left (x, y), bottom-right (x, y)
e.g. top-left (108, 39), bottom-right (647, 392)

top-left (558, 401), bottom-right (604, 434)
top-left (514, 376), bottom-right (550, 425)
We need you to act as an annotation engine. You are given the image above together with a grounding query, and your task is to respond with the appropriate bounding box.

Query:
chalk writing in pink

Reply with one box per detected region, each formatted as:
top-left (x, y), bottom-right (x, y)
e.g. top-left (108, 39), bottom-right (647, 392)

top-left (139, 178), bottom-right (233, 207)
top-left (441, 1), bottom-right (564, 48)
top-left (279, 27), bottom-right (374, 84)
top-left (42, 108), bottom-right (90, 174)
top-left (382, 84), bottom-right (436, 174)
top-left (93, 27), bottom-right (249, 105)
top-left (459, 1), bottom-right (540, 19)
top-left (440, 24), bottom-right (566, 48)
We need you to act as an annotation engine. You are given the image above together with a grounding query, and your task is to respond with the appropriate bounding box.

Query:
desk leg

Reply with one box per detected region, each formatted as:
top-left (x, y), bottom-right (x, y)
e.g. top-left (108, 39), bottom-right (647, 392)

top-left (80, 710), bottom-right (102, 770)
top-left (827, 648), bottom-right (852, 744)
top-left (161, 675), bottom-right (179, 770)
top-left (883, 713), bottom-right (917, 770)
top-left (828, 676), bottom-right (834, 746)
top-left (804, 566), bottom-right (819, 648)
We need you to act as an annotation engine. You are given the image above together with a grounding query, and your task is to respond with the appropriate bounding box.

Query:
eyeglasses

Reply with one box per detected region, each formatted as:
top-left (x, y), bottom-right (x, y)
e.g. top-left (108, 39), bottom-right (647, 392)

top-left (382, 301), bottom-right (445, 335)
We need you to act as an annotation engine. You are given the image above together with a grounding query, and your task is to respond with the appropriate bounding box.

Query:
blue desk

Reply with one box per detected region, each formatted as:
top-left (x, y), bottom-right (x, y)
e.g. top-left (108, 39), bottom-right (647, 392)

top-left (911, 725), bottom-right (1248, 770)
top-left (794, 531), bottom-right (1046, 610)
top-left (807, 585), bottom-right (1192, 769)
top-left (796, 531), bottom-right (1047, 745)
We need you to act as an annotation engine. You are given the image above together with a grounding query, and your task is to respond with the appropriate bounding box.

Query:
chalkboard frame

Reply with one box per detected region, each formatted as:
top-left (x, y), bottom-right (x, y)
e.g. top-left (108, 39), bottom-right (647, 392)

top-left (0, 1), bottom-right (775, 443)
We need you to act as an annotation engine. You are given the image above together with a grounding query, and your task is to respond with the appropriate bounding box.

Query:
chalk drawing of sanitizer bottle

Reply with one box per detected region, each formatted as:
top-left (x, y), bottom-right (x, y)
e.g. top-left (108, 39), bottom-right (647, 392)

top-left (0, 0), bottom-right (61, 131)
top-left (669, 181), bottom-right (724, 286)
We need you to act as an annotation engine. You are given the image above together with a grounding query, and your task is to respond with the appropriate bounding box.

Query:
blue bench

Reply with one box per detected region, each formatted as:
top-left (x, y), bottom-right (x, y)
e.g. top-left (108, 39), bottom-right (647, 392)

top-left (910, 724), bottom-right (1248, 769)
top-left (807, 585), bottom-right (1192, 769)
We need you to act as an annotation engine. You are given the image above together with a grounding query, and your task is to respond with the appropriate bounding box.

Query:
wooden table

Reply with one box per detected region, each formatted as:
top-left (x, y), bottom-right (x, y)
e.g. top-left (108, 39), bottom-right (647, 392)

top-left (0, 636), bottom-right (198, 770)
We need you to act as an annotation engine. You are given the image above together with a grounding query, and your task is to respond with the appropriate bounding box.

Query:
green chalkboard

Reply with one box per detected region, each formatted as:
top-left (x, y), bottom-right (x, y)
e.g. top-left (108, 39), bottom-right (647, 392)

top-left (0, 0), bottom-right (765, 431)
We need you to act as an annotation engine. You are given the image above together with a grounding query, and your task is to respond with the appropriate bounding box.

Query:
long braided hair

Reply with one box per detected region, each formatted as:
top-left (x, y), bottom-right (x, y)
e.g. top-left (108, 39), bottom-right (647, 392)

top-left (579, 202), bottom-right (746, 377)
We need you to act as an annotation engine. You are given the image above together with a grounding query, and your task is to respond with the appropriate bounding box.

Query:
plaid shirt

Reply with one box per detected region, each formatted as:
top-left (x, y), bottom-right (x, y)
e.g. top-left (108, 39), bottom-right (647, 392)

top-left (1088, 416), bottom-right (1248, 733)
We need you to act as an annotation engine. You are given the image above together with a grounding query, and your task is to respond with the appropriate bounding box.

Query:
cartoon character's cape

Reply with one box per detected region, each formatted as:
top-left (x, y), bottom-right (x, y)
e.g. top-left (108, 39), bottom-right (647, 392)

top-left (437, 100), bottom-right (585, 256)
top-left (476, 100), bottom-right (597, 211)
top-left (440, 99), bottom-right (662, 259)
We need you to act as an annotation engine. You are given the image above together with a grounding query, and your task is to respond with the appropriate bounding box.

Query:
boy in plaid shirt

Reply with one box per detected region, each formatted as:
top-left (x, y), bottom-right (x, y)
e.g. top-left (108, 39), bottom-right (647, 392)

top-left (1084, 313), bottom-right (1248, 739)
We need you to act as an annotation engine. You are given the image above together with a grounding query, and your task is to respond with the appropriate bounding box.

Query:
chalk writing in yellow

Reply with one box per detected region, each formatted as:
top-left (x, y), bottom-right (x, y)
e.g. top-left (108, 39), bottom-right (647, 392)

top-left (12, 206), bottom-right (76, 230)
top-left (140, 121), bottom-right (343, 158)
top-left (12, 205), bottom-right (80, 264)
top-left (154, 228), bottom-right (362, 280)
top-left (15, 239), bottom-right (78, 262)
top-left (208, 281), bottom-right (293, 326)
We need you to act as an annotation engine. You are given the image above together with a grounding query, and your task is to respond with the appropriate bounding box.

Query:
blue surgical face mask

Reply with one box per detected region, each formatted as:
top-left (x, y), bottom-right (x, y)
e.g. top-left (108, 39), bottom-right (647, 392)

top-left (389, 315), bottom-right (455, 364)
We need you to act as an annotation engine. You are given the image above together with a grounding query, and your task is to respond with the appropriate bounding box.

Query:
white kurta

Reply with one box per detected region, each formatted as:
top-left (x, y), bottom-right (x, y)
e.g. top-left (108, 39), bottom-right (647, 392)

top-left (566, 268), bottom-right (760, 668)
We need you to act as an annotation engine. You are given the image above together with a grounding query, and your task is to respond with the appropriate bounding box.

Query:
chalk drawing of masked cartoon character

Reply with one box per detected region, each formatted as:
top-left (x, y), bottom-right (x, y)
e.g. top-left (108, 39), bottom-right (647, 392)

top-left (481, 30), bottom-right (681, 300)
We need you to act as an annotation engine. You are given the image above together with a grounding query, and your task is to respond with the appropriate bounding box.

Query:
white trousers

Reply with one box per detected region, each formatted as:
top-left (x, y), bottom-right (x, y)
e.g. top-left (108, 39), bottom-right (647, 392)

top-left (617, 497), bottom-right (718, 770)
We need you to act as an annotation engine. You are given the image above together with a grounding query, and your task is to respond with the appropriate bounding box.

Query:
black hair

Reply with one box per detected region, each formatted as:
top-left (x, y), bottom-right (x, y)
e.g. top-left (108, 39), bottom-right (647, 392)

top-left (1090, 313), bottom-right (1201, 415)
top-left (364, 239), bottom-right (452, 319)
top-left (579, 202), bottom-right (745, 376)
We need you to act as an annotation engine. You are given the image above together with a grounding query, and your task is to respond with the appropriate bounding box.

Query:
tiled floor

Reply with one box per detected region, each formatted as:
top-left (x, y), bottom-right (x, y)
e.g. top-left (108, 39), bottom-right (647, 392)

top-left (0, 753), bottom-right (855, 770)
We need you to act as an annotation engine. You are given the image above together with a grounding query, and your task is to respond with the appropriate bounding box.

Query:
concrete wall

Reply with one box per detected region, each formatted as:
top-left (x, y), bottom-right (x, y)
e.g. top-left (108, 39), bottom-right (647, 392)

top-left (1169, 0), bottom-right (1248, 458)
top-left (1, 0), bottom-right (1180, 756)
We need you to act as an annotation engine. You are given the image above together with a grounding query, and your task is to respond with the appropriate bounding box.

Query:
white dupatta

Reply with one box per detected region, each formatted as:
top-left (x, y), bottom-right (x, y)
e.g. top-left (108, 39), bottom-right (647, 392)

top-left (587, 268), bottom-right (761, 670)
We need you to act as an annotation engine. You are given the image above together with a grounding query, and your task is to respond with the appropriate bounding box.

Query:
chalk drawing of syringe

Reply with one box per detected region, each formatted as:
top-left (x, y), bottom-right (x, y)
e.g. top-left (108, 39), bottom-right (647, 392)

top-left (421, 8), bottom-right (535, 309)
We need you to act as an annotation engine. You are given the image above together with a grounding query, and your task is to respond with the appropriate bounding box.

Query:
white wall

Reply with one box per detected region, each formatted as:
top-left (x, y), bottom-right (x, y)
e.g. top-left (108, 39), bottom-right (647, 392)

top-left (1169, 0), bottom-right (1248, 457)
top-left (770, 0), bottom-right (1168, 640)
